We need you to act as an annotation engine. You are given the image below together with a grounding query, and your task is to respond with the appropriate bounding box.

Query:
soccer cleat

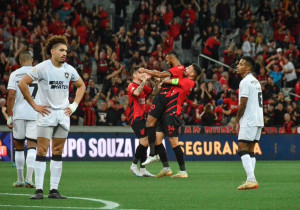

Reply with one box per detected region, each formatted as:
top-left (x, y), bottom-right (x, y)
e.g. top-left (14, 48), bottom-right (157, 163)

top-left (13, 181), bottom-right (25, 187)
top-left (31, 189), bottom-right (44, 200)
top-left (140, 169), bottom-right (154, 177)
top-left (25, 180), bottom-right (35, 188)
top-left (171, 171), bottom-right (188, 178)
top-left (129, 165), bottom-right (142, 177)
top-left (237, 181), bottom-right (259, 190)
top-left (155, 168), bottom-right (172, 178)
top-left (48, 189), bottom-right (67, 199)
top-left (141, 155), bottom-right (160, 166)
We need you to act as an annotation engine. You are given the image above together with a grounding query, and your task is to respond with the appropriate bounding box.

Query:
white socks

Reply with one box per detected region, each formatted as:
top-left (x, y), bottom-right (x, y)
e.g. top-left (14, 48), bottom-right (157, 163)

top-left (241, 154), bottom-right (256, 182)
top-left (50, 160), bottom-right (62, 190)
top-left (35, 161), bottom-right (46, 190)
top-left (251, 157), bottom-right (256, 171)
top-left (15, 151), bottom-right (25, 182)
top-left (26, 149), bottom-right (36, 182)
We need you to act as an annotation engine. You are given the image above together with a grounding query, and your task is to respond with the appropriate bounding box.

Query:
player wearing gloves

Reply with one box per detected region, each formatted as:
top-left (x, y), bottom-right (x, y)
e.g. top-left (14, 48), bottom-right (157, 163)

top-left (18, 35), bottom-right (86, 200)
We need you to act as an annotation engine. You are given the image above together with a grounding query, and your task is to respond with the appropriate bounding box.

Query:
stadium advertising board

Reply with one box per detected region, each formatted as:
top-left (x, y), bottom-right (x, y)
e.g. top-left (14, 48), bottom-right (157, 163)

top-left (0, 132), bottom-right (299, 161)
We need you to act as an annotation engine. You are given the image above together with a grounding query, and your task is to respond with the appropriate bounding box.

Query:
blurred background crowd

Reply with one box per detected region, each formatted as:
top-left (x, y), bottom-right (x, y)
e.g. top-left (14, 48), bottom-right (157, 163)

top-left (0, 0), bottom-right (299, 133)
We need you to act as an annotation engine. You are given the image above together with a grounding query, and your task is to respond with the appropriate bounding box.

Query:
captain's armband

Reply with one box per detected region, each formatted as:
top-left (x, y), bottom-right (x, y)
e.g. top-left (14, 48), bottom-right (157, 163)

top-left (171, 78), bottom-right (179, 86)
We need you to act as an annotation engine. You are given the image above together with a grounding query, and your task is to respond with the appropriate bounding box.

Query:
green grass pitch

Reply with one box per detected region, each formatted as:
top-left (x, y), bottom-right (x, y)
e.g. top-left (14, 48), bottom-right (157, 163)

top-left (0, 161), bottom-right (300, 209)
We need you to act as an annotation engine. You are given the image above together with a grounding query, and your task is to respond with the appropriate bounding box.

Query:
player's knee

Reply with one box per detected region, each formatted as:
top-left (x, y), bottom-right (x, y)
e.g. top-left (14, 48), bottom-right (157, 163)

top-left (169, 137), bottom-right (179, 148)
top-left (37, 146), bottom-right (47, 156)
top-left (52, 145), bottom-right (64, 155)
top-left (238, 150), bottom-right (248, 157)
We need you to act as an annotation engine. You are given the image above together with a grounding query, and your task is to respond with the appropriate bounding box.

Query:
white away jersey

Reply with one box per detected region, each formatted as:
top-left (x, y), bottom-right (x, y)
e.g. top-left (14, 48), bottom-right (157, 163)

top-left (7, 66), bottom-right (39, 120)
top-left (239, 73), bottom-right (264, 127)
top-left (28, 60), bottom-right (79, 109)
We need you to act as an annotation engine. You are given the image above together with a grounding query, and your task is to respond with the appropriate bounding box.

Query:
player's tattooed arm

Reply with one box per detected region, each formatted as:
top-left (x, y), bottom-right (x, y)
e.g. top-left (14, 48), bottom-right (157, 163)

top-left (133, 75), bottom-right (147, 96)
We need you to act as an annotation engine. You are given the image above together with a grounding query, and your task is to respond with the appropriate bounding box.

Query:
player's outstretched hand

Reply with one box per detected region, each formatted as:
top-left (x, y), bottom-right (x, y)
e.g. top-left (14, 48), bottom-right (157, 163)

top-left (34, 105), bottom-right (51, 117)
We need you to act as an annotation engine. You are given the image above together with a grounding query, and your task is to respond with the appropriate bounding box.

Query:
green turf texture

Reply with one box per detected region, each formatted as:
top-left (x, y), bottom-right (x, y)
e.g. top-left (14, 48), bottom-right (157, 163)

top-left (0, 161), bottom-right (300, 209)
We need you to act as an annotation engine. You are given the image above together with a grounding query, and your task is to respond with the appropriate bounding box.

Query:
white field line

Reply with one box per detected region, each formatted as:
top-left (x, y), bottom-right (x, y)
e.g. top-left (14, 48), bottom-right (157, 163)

top-left (0, 193), bottom-right (119, 209)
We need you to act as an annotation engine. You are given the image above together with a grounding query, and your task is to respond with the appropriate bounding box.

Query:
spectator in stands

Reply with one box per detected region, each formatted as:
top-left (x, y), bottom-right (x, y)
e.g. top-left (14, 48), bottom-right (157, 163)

top-left (280, 56), bottom-right (297, 88)
top-left (263, 77), bottom-right (279, 100)
top-left (274, 102), bottom-right (285, 126)
top-left (214, 99), bottom-right (225, 126)
top-left (281, 113), bottom-right (295, 134)
top-left (96, 102), bottom-right (108, 126)
top-left (212, 73), bottom-right (222, 95)
top-left (200, 103), bottom-right (217, 126)
top-left (0, 98), bottom-right (7, 125)
top-left (264, 103), bottom-right (275, 126)
top-left (242, 35), bottom-right (255, 57)
top-left (94, 43), bottom-right (109, 84)
top-left (266, 60), bottom-right (283, 88)
top-left (216, 0), bottom-right (231, 30)
top-left (107, 101), bottom-right (123, 126)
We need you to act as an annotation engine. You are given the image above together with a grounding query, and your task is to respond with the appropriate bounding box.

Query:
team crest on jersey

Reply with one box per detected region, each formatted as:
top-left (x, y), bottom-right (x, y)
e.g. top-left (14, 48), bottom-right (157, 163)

top-left (65, 73), bottom-right (69, 78)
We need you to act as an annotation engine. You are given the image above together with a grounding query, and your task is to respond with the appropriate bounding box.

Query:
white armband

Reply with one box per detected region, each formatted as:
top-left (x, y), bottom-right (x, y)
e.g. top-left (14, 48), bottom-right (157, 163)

top-left (68, 102), bottom-right (78, 113)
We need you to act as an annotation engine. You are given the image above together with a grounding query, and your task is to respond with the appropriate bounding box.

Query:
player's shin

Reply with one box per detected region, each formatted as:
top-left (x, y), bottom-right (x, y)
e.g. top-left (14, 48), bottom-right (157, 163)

top-left (50, 155), bottom-right (63, 190)
top-left (156, 144), bottom-right (169, 167)
top-left (139, 144), bottom-right (148, 168)
top-left (15, 150), bottom-right (25, 182)
top-left (173, 146), bottom-right (185, 171)
top-left (239, 151), bottom-right (256, 182)
top-left (249, 152), bottom-right (256, 171)
top-left (26, 148), bottom-right (36, 182)
top-left (35, 155), bottom-right (46, 190)
top-left (146, 127), bottom-right (156, 156)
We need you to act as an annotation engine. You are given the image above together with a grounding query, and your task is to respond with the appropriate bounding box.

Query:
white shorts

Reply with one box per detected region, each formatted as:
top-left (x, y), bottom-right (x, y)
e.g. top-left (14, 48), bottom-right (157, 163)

top-left (37, 109), bottom-right (70, 131)
top-left (238, 126), bottom-right (262, 142)
top-left (13, 120), bottom-right (37, 140)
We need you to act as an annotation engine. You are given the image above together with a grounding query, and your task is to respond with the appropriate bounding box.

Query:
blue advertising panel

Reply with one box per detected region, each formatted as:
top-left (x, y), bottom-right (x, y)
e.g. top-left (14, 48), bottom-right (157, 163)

top-left (1, 132), bottom-right (299, 161)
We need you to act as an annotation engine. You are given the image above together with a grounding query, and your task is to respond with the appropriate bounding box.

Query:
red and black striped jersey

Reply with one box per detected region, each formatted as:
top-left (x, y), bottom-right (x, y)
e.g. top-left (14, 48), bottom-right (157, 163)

top-left (127, 82), bottom-right (152, 124)
top-left (164, 78), bottom-right (195, 116)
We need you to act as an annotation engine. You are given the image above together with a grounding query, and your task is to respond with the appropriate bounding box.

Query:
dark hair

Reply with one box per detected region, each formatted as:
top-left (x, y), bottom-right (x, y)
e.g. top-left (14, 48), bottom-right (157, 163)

top-left (45, 35), bottom-right (68, 56)
top-left (130, 66), bottom-right (140, 76)
top-left (192, 63), bottom-right (201, 77)
top-left (167, 51), bottom-right (178, 59)
top-left (241, 56), bottom-right (255, 71)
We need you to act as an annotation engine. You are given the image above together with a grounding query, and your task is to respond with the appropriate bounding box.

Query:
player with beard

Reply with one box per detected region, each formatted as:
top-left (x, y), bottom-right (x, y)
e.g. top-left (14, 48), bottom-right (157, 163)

top-left (139, 52), bottom-right (201, 178)
top-left (18, 35), bottom-right (86, 199)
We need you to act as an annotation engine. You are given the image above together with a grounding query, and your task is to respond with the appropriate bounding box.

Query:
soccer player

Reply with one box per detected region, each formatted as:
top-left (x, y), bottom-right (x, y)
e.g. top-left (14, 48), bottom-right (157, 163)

top-left (128, 67), bottom-right (155, 177)
top-left (139, 61), bottom-right (201, 178)
top-left (18, 35), bottom-right (86, 199)
top-left (138, 52), bottom-right (185, 164)
top-left (7, 51), bottom-right (38, 188)
top-left (233, 56), bottom-right (264, 190)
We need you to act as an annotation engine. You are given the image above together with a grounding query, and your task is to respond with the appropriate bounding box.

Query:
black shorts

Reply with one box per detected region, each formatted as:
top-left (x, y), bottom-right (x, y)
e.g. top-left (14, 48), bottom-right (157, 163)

top-left (131, 118), bottom-right (147, 139)
top-left (156, 119), bottom-right (165, 133)
top-left (148, 93), bottom-right (167, 119)
top-left (163, 114), bottom-right (183, 137)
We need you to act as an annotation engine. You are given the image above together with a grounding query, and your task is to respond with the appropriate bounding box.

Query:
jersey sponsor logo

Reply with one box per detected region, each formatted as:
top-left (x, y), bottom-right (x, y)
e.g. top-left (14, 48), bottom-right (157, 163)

top-left (49, 81), bottom-right (68, 89)
top-left (65, 72), bottom-right (69, 78)
top-left (150, 104), bottom-right (156, 110)
top-left (138, 98), bottom-right (145, 104)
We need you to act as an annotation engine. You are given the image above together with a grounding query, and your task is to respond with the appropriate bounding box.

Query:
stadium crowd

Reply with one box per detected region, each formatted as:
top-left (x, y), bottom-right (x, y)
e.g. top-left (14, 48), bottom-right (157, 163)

top-left (0, 0), bottom-right (299, 133)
